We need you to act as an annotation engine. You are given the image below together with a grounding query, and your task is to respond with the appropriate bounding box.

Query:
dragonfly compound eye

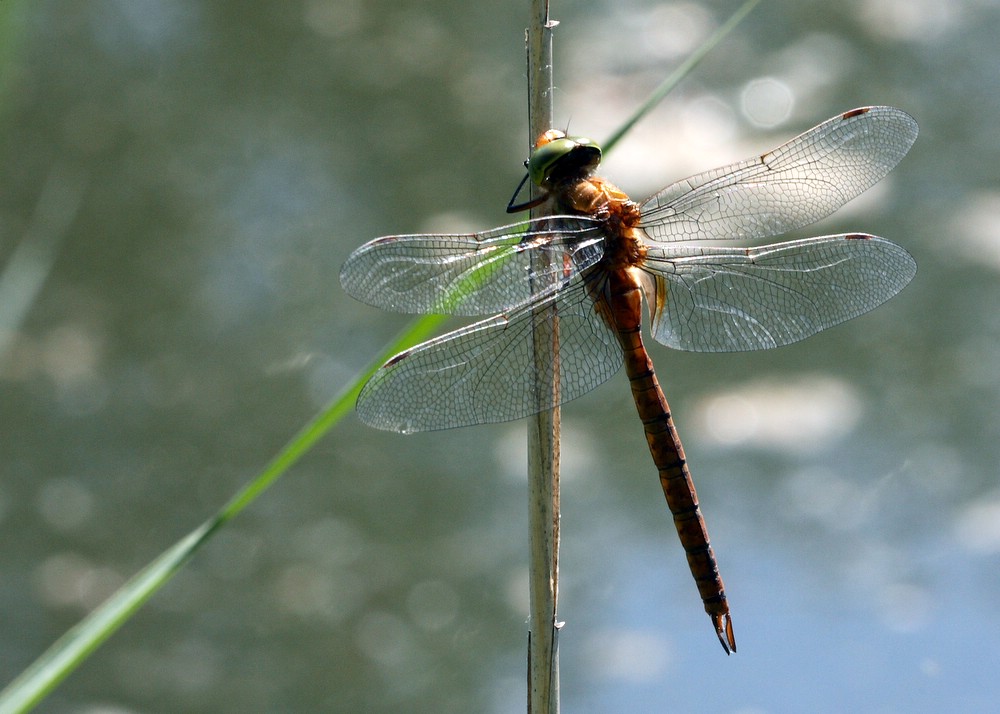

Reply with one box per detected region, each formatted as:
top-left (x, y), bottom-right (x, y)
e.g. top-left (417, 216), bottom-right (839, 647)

top-left (528, 135), bottom-right (603, 187)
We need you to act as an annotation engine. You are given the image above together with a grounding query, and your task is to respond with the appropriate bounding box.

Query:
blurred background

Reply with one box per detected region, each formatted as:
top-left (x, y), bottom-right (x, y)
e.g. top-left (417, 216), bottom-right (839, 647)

top-left (1, 0), bottom-right (999, 711)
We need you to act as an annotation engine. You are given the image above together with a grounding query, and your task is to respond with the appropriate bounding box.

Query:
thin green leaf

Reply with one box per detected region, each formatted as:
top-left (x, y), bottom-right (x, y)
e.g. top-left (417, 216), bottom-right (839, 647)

top-left (0, 313), bottom-right (445, 714)
top-left (602, 0), bottom-right (761, 154)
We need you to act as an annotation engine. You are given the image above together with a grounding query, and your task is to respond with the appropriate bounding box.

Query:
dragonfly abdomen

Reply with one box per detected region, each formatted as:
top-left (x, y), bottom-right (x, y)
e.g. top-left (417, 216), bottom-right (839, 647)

top-left (607, 268), bottom-right (737, 654)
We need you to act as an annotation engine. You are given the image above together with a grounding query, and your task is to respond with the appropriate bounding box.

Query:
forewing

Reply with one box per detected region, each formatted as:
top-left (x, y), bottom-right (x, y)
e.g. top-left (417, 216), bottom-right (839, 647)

top-left (639, 106), bottom-right (919, 243)
top-left (356, 279), bottom-right (622, 432)
top-left (340, 215), bottom-right (604, 316)
top-left (643, 234), bottom-right (916, 352)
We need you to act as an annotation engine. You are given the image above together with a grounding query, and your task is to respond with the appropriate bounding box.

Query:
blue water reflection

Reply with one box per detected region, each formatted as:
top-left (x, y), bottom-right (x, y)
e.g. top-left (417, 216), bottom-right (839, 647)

top-left (2, 0), bottom-right (1000, 712)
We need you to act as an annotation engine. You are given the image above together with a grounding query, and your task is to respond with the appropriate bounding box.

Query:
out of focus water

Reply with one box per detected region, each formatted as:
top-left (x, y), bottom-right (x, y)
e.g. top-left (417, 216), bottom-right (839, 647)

top-left (2, 0), bottom-right (999, 712)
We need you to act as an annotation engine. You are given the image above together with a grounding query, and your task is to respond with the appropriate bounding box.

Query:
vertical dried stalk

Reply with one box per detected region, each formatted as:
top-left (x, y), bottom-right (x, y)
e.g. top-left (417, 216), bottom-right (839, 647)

top-left (525, 1), bottom-right (559, 712)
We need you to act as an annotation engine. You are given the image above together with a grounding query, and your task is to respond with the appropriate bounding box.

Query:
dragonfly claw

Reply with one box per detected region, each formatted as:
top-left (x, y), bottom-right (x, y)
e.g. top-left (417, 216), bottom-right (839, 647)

top-left (713, 612), bottom-right (737, 655)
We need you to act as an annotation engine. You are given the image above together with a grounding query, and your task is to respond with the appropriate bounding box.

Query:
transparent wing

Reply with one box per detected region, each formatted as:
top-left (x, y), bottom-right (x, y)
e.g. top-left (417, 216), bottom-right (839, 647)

top-left (642, 234), bottom-right (916, 352)
top-left (356, 279), bottom-right (622, 432)
top-left (339, 215), bottom-right (604, 316)
top-left (639, 106), bottom-right (919, 243)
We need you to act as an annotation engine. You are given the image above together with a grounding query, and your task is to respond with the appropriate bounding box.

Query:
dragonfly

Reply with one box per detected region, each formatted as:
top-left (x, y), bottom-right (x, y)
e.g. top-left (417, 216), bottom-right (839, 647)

top-left (340, 106), bottom-right (918, 654)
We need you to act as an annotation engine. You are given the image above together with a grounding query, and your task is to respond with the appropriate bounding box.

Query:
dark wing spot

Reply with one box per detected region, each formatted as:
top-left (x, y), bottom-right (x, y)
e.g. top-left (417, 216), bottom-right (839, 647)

top-left (385, 349), bottom-right (413, 367)
top-left (841, 107), bottom-right (870, 120)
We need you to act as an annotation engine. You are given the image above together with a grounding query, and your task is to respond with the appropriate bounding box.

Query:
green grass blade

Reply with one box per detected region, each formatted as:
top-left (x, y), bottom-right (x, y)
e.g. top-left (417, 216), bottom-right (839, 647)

top-left (0, 526), bottom-right (211, 714)
top-left (0, 313), bottom-right (445, 714)
top-left (602, 0), bottom-right (760, 154)
top-left (0, 166), bottom-right (86, 361)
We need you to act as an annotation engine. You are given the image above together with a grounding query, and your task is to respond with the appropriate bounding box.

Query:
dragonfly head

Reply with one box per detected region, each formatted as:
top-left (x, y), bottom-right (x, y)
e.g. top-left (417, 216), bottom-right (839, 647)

top-left (528, 130), bottom-right (602, 188)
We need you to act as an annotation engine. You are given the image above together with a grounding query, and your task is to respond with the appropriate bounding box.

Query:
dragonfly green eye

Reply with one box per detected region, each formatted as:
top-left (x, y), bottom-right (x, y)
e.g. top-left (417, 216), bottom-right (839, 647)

top-left (528, 134), bottom-right (602, 187)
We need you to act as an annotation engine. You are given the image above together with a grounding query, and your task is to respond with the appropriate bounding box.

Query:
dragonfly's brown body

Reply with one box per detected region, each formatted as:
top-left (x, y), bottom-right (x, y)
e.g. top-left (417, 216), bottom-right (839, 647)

top-left (341, 106), bottom-right (918, 655)
top-left (544, 162), bottom-right (736, 653)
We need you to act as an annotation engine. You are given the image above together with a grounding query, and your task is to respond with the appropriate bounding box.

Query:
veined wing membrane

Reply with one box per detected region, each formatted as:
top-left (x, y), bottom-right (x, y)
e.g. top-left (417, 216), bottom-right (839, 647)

top-left (356, 278), bottom-right (622, 432)
top-left (340, 215), bottom-right (604, 316)
top-left (639, 106), bottom-right (919, 243)
top-left (642, 234), bottom-right (916, 352)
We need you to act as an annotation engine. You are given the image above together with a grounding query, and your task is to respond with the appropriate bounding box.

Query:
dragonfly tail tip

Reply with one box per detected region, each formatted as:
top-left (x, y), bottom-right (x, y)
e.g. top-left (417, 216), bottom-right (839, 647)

top-left (712, 613), bottom-right (737, 655)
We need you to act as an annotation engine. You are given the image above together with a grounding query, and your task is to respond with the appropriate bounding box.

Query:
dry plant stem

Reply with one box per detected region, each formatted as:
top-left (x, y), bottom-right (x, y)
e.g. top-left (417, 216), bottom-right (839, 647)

top-left (525, 0), bottom-right (560, 713)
